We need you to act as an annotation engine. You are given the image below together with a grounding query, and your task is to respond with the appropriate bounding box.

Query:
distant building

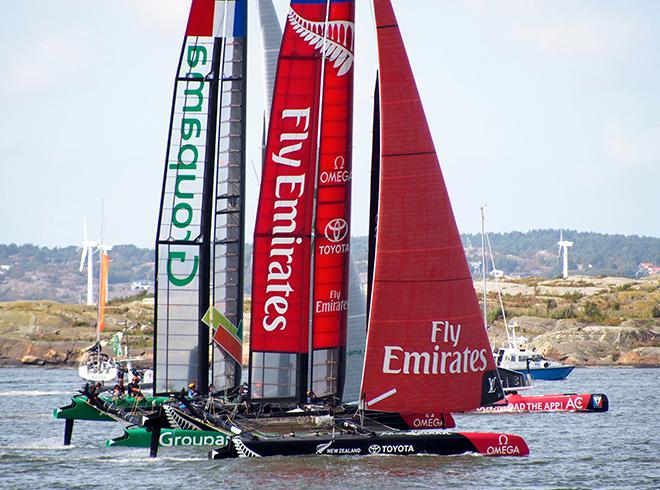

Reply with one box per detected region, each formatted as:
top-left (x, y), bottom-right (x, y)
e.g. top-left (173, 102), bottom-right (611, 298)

top-left (469, 261), bottom-right (482, 275)
top-left (131, 280), bottom-right (152, 291)
top-left (636, 262), bottom-right (660, 277)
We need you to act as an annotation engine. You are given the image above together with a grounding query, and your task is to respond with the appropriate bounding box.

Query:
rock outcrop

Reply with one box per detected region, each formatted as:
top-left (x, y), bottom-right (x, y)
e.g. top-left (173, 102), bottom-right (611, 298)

top-left (489, 317), bottom-right (659, 366)
top-left (0, 300), bottom-right (154, 367)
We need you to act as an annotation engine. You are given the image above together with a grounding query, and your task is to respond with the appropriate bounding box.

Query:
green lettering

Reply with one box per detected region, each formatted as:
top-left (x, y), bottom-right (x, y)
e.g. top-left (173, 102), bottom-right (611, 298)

top-left (174, 174), bottom-right (195, 199)
top-left (172, 202), bottom-right (193, 229)
top-left (184, 77), bottom-right (204, 112)
top-left (187, 45), bottom-right (207, 68)
top-left (174, 143), bottom-right (198, 170)
top-left (181, 118), bottom-right (202, 140)
top-left (167, 251), bottom-right (199, 287)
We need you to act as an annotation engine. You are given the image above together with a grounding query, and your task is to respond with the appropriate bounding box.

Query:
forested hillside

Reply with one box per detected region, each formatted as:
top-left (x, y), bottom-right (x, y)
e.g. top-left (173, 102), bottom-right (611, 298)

top-left (0, 244), bottom-right (153, 302)
top-left (0, 230), bottom-right (657, 302)
top-left (460, 229), bottom-right (659, 278)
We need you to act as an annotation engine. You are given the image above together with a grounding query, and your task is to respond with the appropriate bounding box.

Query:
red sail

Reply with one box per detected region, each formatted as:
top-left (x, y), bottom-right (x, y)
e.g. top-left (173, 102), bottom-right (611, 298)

top-left (360, 0), bottom-right (504, 414)
top-left (250, 0), bottom-right (336, 400)
top-left (309, 2), bottom-right (354, 397)
top-left (251, 3), bottom-right (322, 354)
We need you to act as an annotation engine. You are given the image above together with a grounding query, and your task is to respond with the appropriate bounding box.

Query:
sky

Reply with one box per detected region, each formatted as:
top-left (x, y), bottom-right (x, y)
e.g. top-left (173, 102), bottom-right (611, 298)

top-left (1, 0), bottom-right (658, 249)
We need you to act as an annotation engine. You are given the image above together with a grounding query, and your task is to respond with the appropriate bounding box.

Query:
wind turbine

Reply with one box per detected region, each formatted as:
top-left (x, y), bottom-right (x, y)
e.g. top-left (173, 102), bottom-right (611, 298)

top-left (79, 217), bottom-right (97, 305)
top-left (557, 229), bottom-right (573, 279)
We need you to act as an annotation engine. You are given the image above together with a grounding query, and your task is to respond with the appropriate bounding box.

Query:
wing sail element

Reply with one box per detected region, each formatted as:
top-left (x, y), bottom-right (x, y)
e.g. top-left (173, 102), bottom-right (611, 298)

top-left (155, 0), bottom-right (247, 394)
top-left (250, 0), bottom-right (354, 403)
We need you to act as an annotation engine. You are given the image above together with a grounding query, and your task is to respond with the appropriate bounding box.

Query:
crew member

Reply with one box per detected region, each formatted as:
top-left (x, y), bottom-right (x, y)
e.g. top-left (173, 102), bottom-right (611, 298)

top-left (113, 378), bottom-right (126, 397)
top-left (237, 382), bottom-right (248, 404)
top-left (187, 382), bottom-right (199, 398)
top-left (87, 382), bottom-right (102, 404)
top-left (127, 375), bottom-right (141, 397)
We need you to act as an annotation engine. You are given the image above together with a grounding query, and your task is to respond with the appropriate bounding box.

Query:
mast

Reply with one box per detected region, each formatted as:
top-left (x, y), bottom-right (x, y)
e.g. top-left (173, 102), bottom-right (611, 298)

top-left (257, 0), bottom-right (281, 126)
top-left (366, 76), bottom-right (380, 320)
top-left (360, 0), bottom-right (504, 415)
top-left (154, 0), bottom-right (247, 395)
top-left (481, 205), bottom-right (487, 330)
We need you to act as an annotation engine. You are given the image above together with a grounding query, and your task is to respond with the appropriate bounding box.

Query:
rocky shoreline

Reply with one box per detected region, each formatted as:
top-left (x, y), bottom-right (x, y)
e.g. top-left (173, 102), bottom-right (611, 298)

top-left (0, 300), bottom-right (153, 369)
top-left (487, 316), bottom-right (660, 367)
top-left (1, 275), bottom-right (658, 368)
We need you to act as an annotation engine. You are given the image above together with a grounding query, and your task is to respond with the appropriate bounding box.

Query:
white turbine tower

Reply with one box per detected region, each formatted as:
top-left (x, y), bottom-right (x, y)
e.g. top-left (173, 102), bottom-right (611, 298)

top-left (557, 229), bottom-right (573, 279)
top-left (79, 218), bottom-right (97, 305)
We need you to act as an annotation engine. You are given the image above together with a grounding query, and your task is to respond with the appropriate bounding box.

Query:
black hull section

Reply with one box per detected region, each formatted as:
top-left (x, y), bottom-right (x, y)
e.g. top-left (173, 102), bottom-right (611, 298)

top-left (209, 431), bottom-right (529, 459)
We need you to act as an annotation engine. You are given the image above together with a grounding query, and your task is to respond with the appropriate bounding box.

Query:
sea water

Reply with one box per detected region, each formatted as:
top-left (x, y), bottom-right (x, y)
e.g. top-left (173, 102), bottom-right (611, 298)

top-left (0, 366), bottom-right (658, 489)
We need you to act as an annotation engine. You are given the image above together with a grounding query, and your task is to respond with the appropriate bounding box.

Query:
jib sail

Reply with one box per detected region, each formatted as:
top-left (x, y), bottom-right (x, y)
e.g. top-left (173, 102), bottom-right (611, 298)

top-left (360, 0), bottom-right (504, 414)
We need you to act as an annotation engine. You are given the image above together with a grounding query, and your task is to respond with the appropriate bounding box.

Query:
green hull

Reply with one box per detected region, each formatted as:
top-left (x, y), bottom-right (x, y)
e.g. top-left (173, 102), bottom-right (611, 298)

top-left (53, 395), bottom-right (170, 421)
top-left (106, 428), bottom-right (229, 448)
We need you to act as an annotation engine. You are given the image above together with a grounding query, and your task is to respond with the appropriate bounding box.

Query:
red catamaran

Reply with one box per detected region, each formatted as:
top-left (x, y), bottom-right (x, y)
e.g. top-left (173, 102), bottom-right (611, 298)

top-left (210, 0), bottom-right (529, 458)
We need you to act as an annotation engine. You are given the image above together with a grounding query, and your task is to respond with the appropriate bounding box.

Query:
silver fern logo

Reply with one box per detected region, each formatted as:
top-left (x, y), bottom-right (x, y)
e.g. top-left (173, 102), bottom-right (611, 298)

top-left (288, 8), bottom-right (354, 76)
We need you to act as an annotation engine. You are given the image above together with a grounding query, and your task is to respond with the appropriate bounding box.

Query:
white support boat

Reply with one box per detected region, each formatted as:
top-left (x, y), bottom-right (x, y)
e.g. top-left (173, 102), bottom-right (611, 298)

top-left (494, 322), bottom-right (575, 380)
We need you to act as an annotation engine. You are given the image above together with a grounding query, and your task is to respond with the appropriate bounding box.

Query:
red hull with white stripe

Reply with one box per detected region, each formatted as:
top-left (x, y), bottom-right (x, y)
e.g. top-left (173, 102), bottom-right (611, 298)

top-left (471, 392), bottom-right (608, 414)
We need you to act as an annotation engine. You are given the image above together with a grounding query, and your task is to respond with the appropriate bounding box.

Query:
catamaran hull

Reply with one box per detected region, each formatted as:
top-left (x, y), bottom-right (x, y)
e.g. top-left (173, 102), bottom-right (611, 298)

top-left (107, 428), bottom-right (229, 449)
top-left (472, 393), bottom-right (608, 414)
top-left (209, 432), bottom-right (529, 459)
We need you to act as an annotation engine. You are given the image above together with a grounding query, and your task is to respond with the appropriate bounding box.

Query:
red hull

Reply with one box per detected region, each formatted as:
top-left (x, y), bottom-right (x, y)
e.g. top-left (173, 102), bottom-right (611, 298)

top-left (471, 393), bottom-right (608, 413)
